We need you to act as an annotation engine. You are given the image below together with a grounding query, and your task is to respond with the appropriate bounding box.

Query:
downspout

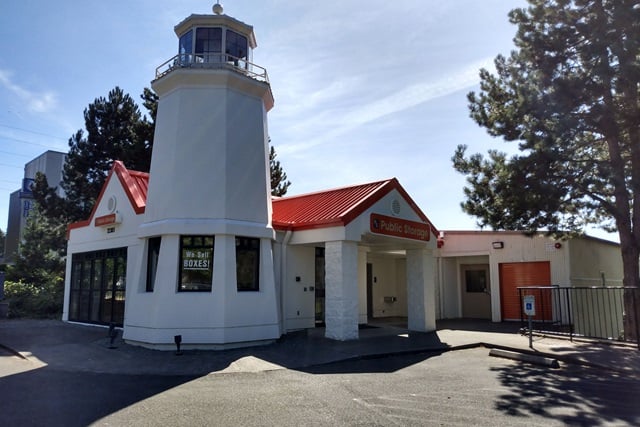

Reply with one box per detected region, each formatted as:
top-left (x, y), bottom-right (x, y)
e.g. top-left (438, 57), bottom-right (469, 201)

top-left (279, 228), bottom-right (293, 336)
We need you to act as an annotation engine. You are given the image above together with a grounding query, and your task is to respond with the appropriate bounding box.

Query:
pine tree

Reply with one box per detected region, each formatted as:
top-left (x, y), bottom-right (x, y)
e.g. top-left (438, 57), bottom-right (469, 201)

top-left (453, 0), bottom-right (640, 338)
top-left (0, 227), bottom-right (5, 259)
top-left (270, 145), bottom-right (291, 196)
top-left (6, 203), bottom-right (66, 287)
top-left (34, 86), bottom-right (155, 222)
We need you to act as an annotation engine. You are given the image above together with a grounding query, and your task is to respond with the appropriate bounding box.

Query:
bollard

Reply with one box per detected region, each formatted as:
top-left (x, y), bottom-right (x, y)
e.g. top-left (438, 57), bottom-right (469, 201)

top-left (174, 335), bottom-right (183, 355)
top-left (108, 323), bottom-right (118, 349)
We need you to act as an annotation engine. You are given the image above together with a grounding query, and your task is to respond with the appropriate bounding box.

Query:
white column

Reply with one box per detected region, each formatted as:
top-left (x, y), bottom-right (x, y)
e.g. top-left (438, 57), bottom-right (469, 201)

top-left (406, 248), bottom-right (436, 332)
top-left (324, 241), bottom-right (359, 340)
top-left (357, 247), bottom-right (368, 324)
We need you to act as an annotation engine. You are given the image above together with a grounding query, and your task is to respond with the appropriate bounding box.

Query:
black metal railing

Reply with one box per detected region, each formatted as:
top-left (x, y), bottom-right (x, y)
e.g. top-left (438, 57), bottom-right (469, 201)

top-left (518, 286), bottom-right (639, 348)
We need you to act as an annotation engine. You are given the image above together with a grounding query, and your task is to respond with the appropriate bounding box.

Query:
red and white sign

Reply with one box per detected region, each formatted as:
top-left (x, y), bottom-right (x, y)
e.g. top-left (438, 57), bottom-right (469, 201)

top-left (370, 213), bottom-right (430, 241)
top-left (94, 213), bottom-right (121, 227)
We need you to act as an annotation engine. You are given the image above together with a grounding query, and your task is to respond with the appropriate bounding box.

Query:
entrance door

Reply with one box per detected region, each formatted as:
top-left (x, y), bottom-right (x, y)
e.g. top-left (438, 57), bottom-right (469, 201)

top-left (314, 247), bottom-right (325, 325)
top-left (69, 247), bottom-right (127, 326)
top-left (461, 264), bottom-right (492, 319)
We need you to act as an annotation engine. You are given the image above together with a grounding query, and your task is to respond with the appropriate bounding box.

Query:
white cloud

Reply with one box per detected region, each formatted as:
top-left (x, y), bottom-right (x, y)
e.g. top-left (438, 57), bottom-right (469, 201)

top-left (277, 57), bottom-right (494, 156)
top-left (0, 69), bottom-right (58, 114)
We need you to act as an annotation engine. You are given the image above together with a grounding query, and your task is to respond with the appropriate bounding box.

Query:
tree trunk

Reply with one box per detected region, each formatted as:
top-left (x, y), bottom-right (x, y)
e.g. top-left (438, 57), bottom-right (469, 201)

top-left (620, 235), bottom-right (640, 342)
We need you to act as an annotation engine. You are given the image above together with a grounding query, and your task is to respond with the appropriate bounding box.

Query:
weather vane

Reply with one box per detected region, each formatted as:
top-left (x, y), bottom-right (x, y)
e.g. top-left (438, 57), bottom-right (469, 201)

top-left (213, 1), bottom-right (223, 15)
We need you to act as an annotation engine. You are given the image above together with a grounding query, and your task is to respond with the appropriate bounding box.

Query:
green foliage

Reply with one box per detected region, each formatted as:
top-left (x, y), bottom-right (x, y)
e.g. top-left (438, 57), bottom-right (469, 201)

top-left (0, 227), bottom-right (5, 258)
top-left (3, 279), bottom-right (64, 318)
top-left (33, 86), bottom-right (156, 223)
top-left (270, 145), bottom-right (291, 196)
top-left (455, 0), bottom-right (640, 340)
top-left (6, 202), bottom-right (66, 287)
top-left (454, 0), bottom-right (640, 284)
top-left (4, 203), bottom-right (65, 317)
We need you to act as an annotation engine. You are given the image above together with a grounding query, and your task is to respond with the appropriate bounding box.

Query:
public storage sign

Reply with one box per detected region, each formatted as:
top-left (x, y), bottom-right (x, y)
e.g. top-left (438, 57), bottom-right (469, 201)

top-left (370, 213), bottom-right (430, 241)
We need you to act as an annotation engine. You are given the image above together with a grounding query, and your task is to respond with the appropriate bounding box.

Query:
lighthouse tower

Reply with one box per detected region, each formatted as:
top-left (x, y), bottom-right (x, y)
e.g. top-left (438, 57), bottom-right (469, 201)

top-left (124, 3), bottom-right (279, 348)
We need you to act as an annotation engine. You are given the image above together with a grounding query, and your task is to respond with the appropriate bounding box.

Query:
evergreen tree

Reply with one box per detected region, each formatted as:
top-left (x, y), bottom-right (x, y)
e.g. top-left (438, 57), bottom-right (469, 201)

top-left (453, 0), bottom-right (640, 338)
top-left (0, 227), bottom-right (5, 258)
top-left (270, 145), bottom-right (291, 196)
top-left (6, 203), bottom-right (66, 287)
top-left (34, 86), bottom-right (155, 222)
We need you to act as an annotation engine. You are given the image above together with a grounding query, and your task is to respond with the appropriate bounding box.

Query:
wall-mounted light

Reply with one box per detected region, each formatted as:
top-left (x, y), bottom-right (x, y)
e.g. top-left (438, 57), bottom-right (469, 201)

top-left (492, 241), bottom-right (504, 249)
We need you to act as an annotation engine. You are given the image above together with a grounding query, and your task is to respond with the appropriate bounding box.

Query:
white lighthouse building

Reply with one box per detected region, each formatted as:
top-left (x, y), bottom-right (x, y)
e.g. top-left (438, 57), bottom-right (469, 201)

top-left (124, 3), bottom-right (279, 347)
top-left (63, 3), bottom-right (442, 350)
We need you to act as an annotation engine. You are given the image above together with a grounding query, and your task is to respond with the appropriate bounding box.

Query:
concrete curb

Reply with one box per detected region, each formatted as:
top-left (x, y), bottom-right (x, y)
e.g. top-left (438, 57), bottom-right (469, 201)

top-left (489, 348), bottom-right (560, 368)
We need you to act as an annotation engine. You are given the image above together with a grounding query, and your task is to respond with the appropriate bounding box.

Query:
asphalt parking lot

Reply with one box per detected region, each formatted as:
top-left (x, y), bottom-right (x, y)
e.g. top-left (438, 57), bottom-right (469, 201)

top-left (2, 347), bottom-right (639, 426)
top-left (1, 319), bottom-right (639, 426)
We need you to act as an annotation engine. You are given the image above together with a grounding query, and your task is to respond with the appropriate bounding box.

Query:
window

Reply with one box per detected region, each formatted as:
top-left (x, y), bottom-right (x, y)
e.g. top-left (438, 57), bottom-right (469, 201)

top-left (195, 27), bottom-right (222, 62)
top-left (225, 29), bottom-right (248, 62)
top-left (465, 269), bottom-right (487, 293)
top-left (178, 29), bottom-right (193, 64)
top-left (179, 236), bottom-right (214, 292)
top-left (236, 237), bottom-right (260, 291)
top-left (68, 248), bottom-right (127, 326)
top-left (146, 237), bottom-right (161, 292)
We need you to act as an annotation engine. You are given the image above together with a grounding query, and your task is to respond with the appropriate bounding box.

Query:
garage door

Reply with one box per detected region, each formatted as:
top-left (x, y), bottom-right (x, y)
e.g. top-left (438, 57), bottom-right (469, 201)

top-left (499, 261), bottom-right (552, 321)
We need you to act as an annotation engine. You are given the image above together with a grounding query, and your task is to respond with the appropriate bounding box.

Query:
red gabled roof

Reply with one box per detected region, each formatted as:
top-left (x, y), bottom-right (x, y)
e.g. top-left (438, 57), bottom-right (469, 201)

top-left (272, 178), bottom-right (437, 234)
top-left (68, 162), bottom-right (438, 236)
top-left (67, 161), bottom-right (149, 233)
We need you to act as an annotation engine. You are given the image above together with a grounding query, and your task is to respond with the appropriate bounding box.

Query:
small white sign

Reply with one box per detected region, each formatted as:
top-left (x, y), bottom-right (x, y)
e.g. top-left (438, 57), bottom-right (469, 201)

top-left (523, 295), bottom-right (536, 316)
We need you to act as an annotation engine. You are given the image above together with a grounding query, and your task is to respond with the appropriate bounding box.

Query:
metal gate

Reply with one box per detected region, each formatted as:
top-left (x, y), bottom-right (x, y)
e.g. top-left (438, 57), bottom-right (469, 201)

top-left (518, 286), bottom-right (639, 348)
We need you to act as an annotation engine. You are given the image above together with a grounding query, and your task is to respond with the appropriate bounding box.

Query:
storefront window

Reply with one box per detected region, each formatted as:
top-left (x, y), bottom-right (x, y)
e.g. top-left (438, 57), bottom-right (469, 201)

top-left (236, 237), bottom-right (259, 291)
top-left (179, 236), bottom-right (214, 292)
top-left (69, 247), bottom-right (127, 326)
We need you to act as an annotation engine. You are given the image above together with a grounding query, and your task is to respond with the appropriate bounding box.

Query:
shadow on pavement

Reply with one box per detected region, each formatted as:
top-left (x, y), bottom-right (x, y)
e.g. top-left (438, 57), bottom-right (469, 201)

top-left (0, 319), bottom-right (452, 425)
top-left (491, 359), bottom-right (640, 426)
top-left (0, 366), bottom-right (197, 427)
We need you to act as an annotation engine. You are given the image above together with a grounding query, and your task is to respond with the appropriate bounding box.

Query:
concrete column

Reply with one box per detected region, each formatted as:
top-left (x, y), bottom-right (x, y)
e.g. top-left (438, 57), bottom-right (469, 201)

top-left (357, 247), bottom-right (368, 324)
top-left (324, 241), bottom-right (359, 340)
top-left (406, 248), bottom-right (436, 332)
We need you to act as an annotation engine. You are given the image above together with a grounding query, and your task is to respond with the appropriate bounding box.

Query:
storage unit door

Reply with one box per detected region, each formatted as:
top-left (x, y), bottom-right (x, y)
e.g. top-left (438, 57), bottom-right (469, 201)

top-left (499, 261), bottom-right (552, 321)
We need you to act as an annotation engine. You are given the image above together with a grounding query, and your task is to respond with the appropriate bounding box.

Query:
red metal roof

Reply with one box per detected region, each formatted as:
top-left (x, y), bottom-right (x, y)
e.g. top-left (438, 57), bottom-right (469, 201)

top-left (272, 178), bottom-right (436, 233)
top-left (114, 163), bottom-right (148, 215)
top-left (69, 162), bottom-right (438, 235)
top-left (68, 161), bottom-right (149, 233)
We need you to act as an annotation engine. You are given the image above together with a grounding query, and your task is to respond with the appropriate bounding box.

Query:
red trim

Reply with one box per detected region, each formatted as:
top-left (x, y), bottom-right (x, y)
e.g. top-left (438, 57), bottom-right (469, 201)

top-left (66, 162), bottom-right (439, 240)
top-left (66, 161), bottom-right (148, 237)
top-left (272, 177), bottom-right (439, 235)
top-left (113, 162), bottom-right (147, 215)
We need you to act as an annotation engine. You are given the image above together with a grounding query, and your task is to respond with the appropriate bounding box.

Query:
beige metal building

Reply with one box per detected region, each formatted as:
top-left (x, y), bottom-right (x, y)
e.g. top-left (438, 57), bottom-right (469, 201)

top-left (435, 230), bottom-right (623, 323)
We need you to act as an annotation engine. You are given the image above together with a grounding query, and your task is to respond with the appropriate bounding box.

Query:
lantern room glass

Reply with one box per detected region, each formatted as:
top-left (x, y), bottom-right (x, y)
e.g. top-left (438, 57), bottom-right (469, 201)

top-left (178, 27), bottom-right (248, 65)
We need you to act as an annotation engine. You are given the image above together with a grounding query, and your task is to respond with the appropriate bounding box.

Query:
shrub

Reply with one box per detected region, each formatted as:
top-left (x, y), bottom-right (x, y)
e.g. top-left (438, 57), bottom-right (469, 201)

top-left (3, 278), bottom-right (64, 318)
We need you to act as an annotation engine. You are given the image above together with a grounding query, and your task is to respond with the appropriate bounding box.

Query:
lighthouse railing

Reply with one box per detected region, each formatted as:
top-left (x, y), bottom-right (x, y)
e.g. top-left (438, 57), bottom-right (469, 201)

top-left (155, 53), bottom-right (269, 83)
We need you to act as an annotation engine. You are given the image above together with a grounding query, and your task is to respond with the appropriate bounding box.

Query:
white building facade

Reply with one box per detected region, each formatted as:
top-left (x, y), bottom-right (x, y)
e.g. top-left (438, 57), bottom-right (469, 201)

top-left (62, 5), bottom-right (439, 349)
top-left (435, 230), bottom-right (623, 323)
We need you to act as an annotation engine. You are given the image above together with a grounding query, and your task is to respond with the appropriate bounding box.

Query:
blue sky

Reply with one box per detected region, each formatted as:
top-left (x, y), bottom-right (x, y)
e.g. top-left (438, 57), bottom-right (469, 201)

top-left (0, 1), bottom-right (617, 242)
